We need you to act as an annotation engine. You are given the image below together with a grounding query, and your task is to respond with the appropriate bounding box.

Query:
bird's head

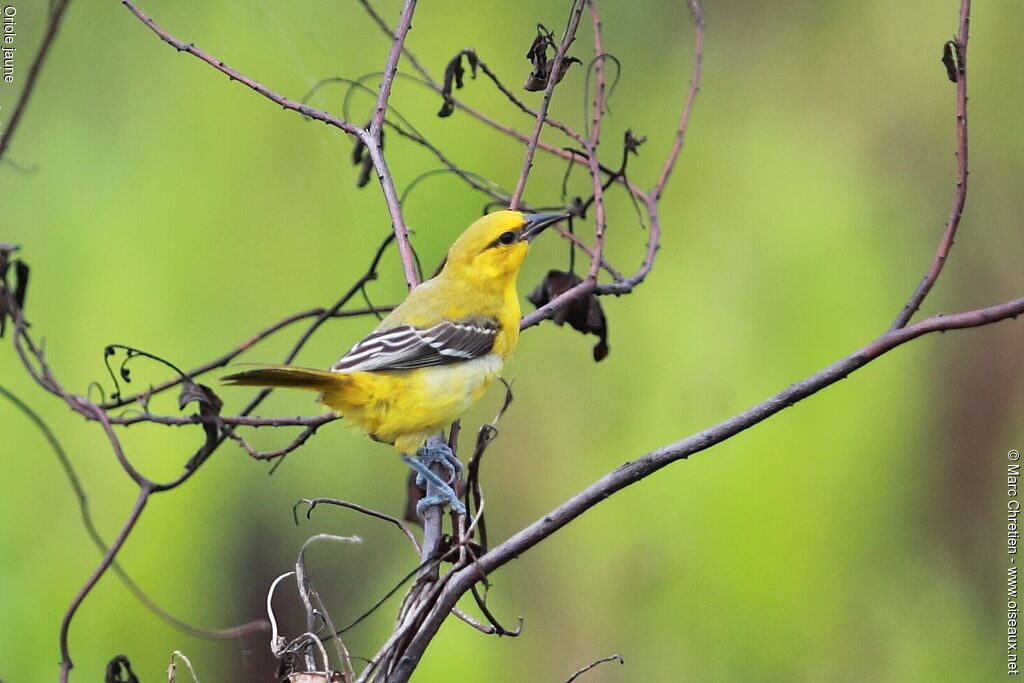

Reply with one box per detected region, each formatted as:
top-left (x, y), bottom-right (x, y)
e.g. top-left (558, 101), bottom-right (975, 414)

top-left (443, 211), bottom-right (568, 282)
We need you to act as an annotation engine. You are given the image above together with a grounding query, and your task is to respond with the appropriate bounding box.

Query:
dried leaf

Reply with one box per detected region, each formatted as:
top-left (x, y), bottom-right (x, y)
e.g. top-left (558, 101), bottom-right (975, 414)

top-left (523, 56), bottom-right (581, 92)
top-left (438, 50), bottom-right (480, 117)
top-left (105, 655), bottom-right (139, 683)
top-left (178, 381), bottom-right (223, 414)
top-left (0, 245), bottom-right (27, 338)
top-left (179, 381), bottom-right (223, 457)
top-left (522, 24), bottom-right (580, 92)
top-left (942, 40), bottom-right (959, 83)
top-left (624, 129), bottom-right (647, 155)
top-left (527, 270), bottom-right (610, 361)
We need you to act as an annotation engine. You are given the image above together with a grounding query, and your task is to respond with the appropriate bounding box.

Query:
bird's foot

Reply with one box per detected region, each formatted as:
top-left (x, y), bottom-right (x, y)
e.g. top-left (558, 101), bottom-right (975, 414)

top-left (402, 445), bottom-right (466, 517)
top-left (417, 441), bottom-right (463, 483)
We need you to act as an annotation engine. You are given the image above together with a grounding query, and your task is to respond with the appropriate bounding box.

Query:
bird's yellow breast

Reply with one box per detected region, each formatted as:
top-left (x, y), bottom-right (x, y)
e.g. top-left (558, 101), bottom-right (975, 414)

top-left (321, 354), bottom-right (504, 454)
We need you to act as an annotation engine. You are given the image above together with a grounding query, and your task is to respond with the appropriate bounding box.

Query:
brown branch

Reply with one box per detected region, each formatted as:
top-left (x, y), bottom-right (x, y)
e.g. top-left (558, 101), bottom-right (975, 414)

top-left (367, 0), bottom-right (421, 290)
top-left (651, 0), bottom-right (704, 201)
top-left (356, 2), bottom-right (584, 147)
top-left (118, 0), bottom-right (361, 136)
top-left (226, 419), bottom-right (332, 461)
top-left (0, 385), bottom-right (270, 642)
top-left (100, 306), bottom-right (393, 411)
top-left (0, 1), bottom-right (73, 164)
top-left (582, 0), bottom-right (608, 284)
top-left (890, 0), bottom-right (971, 329)
top-left (387, 294), bottom-right (1024, 682)
top-left (564, 654), bottom-right (624, 683)
top-left (119, 0), bottom-right (421, 289)
top-left (60, 488), bottom-right (150, 683)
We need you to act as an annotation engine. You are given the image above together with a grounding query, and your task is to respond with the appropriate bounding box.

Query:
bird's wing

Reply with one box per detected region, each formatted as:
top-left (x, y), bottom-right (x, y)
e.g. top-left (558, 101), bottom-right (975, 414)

top-left (332, 319), bottom-right (499, 372)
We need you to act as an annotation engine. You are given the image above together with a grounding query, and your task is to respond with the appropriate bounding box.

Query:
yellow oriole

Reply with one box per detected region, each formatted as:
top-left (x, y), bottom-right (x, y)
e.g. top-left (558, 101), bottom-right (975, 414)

top-left (223, 210), bottom-right (567, 512)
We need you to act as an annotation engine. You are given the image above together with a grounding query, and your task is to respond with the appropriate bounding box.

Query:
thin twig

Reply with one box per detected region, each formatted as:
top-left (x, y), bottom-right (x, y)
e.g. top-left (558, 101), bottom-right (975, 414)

top-left (583, 0), bottom-right (608, 284)
top-left (564, 653), bottom-right (623, 682)
top-left (118, 0), bottom-right (361, 135)
top-left (297, 497), bottom-right (421, 554)
top-left (1, 385), bottom-right (269, 640)
top-left (0, 1), bottom-right (73, 163)
top-left (100, 306), bottom-right (392, 410)
top-left (60, 488), bottom-right (151, 683)
top-left (367, 0), bottom-right (421, 290)
top-left (890, 0), bottom-right (971, 329)
top-left (650, 0), bottom-right (704, 201)
top-left (509, 0), bottom-right (588, 208)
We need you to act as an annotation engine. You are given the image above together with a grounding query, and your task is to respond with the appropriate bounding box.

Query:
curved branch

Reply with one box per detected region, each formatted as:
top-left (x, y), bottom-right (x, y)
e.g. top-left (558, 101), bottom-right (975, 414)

top-left (388, 294), bottom-right (1024, 682)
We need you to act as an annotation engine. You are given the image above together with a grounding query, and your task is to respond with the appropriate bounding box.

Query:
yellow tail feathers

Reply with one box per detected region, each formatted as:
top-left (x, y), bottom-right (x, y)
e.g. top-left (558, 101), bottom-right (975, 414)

top-left (221, 365), bottom-right (343, 393)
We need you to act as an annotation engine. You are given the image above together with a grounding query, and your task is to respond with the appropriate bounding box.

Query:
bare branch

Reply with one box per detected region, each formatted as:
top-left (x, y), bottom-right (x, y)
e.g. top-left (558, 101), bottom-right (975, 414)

top-left (890, 0), bottom-right (971, 329)
top-left (367, 0), bottom-right (421, 290)
top-left (509, 0), bottom-right (588, 208)
top-left (118, 0), bottom-right (362, 136)
top-left (60, 488), bottom-right (150, 683)
top-left (0, 1), bottom-right (73, 164)
top-left (564, 653), bottom-right (624, 683)
top-left (651, 0), bottom-right (705, 200)
top-left (385, 294), bottom-right (1024, 682)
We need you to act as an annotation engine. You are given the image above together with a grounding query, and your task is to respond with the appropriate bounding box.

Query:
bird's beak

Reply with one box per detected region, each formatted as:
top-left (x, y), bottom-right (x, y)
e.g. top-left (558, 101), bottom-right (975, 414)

top-left (522, 213), bottom-right (570, 242)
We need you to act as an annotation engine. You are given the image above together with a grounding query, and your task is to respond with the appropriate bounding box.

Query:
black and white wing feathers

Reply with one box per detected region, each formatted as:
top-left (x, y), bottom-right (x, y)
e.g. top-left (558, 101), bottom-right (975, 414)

top-left (332, 319), bottom-right (498, 372)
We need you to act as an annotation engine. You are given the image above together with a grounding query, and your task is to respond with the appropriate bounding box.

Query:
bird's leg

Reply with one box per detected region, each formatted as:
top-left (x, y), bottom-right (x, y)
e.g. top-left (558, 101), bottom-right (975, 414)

top-left (402, 442), bottom-right (466, 516)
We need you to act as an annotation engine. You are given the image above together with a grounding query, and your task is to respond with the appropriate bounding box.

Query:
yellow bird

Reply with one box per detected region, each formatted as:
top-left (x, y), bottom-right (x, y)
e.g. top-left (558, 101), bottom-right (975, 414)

top-left (223, 211), bottom-right (567, 514)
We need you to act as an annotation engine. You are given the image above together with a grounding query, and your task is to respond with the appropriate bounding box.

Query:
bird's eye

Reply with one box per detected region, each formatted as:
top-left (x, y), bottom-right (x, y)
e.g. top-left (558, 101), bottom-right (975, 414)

top-left (496, 231), bottom-right (517, 246)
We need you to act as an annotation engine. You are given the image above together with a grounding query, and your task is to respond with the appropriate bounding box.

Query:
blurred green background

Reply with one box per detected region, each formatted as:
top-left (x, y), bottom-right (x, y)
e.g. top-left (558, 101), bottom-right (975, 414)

top-left (2, 0), bottom-right (1022, 681)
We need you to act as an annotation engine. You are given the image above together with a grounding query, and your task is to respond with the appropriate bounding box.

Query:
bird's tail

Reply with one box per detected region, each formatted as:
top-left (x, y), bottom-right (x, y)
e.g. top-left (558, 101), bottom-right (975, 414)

top-left (222, 365), bottom-right (345, 394)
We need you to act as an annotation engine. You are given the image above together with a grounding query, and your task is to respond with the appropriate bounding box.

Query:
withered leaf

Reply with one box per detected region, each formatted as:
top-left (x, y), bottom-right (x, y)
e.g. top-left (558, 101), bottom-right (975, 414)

top-left (942, 40), bottom-right (959, 83)
top-left (528, 270), bottom-right (610, 361)
top-left (438, 50), bottom-right (480, 117)
top-left (179, 381), bottom-right (223, 414)
top-left (179, 381), bottom-right (224, 460)
top-left (523, 56), bottom-right (581, 92)
top-left (522, 24), bottom-right (580, 92)
top-left (104, 655), bottom-right (139, 683)
top-left (0, 246), bottom-right (28, 338)
top-left (624, 129), bottom-right (647, 155)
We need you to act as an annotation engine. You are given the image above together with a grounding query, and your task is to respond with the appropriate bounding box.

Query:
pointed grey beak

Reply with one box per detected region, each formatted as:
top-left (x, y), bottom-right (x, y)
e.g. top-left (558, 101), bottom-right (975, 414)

top-left (522, 213), bottom-right (571, 242)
